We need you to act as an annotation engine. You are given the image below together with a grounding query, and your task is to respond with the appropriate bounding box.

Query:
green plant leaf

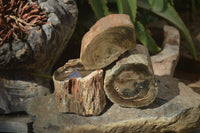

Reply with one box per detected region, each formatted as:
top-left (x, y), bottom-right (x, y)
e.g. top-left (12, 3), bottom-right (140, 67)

top-left (26, 72), bottom-right (52, 80)
top-left (137, 0), bottom-right (197, 60)
top-left (116, 0), bottom-right (123, 14)
top-left (116, 0), bottom-right (137, 22)
top-left (106, 0), bottom-right (116, 3)
top-left (88, 0), bottom-right (110, 19)
top-left (197, 0), bottom-right (200, 5)
top-left (135, 21), bottom-right (161, 55)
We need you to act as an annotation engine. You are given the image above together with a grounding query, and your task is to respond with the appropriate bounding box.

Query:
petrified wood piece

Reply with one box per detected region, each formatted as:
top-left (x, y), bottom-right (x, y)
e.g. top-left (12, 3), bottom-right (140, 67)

top-left (151, 25), bottom-right (180, 77)
top-left (80, 14), bottom-right (136, 70)
top-left (104, 44), bottom-right (158, 107)
top-left (53, 59), bottom-right (106, 116)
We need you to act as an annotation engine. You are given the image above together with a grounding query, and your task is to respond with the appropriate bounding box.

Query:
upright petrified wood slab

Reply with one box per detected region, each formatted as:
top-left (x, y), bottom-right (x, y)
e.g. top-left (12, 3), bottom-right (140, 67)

top-left (151, 25), bottom-right (180, 77)
top-left (53, 59), bottom-right (106, 116)
top-left (104, 44), bottom-right (158, 107)
top-left (80, 14), bottom-right (136, 70)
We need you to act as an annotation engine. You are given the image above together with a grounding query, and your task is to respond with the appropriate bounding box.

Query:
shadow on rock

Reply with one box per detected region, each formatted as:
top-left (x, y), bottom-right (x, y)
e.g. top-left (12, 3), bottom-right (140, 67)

top-left (141, 75), bottom-right (180, 109)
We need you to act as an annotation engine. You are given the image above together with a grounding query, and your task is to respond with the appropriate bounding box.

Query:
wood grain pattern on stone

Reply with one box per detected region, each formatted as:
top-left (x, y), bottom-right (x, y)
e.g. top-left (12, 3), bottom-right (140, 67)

top-left (80, 14), bottom-right (136, 70)
top-left (151, 25), bottom-right (180, 77)
top-left (104, 44), bottom-right (158, 107)
top-left (53, 59), bottom-right (106, 116)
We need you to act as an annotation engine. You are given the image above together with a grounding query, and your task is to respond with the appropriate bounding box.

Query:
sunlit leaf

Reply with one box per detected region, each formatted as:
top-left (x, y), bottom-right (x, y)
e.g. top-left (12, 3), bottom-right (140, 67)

top-left (116, 0), bottom-right (137, 22)
top-left (88, 0), bottom-right (110, 19)
top-left (135, 21), bottom-right (161, 55)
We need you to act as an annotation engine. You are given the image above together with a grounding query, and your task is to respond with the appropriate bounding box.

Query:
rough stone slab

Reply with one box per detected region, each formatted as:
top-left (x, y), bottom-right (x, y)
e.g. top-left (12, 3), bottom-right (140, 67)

top-left (0, 115), bottom-right (32, 133)
top-left (26, 76), bottom-right (200, 133)
top-left (0, 70), bottom-right (50, 114)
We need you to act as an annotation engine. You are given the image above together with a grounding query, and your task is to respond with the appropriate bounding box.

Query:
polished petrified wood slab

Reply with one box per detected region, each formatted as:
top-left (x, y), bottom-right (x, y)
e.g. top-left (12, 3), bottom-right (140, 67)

top-left (53, 59), bottom-right (106, 116)
top-left (104, 44), bottom-right (158, 107)
top-left (80, 14), bottom-right (136, 70)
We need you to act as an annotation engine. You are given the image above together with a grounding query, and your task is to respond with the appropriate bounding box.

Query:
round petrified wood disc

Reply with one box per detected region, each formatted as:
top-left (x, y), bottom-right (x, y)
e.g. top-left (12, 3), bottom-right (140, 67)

top-left (80, 14), bottom-right (136, 70)
top-left (53, 59), bottom-right (106, 116)
top-left (104, 44), bottom-right (158, 107)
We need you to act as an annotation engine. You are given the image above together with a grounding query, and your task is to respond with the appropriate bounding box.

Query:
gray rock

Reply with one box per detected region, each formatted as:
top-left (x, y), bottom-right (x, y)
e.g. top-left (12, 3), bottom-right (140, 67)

top-left (0, 0), bottom-right (78, 72)
top-left (0, 71), bottom-right (50, 114)
top-left (26, 76), bottom-right (200, 133)
top-left (0, 0), bottom-right (78, 114)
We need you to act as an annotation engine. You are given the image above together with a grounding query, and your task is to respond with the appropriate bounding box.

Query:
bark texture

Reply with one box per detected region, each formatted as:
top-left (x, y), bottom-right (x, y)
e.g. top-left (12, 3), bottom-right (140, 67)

top-left (80, 14), bottom-right (136, 70)
top-left (104, 44), bottom-right (158, 107)
top-left (53, 59), bottom-right (106, 116)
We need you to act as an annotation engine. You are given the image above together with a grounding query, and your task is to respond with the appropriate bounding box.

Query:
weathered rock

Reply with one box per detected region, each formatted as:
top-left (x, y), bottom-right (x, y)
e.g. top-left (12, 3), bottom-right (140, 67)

top-left (0, 0), bottom-right (78, 73)
top-left (26, 76), bottom-right (200, 133)
top-left (0, 0), bottom-right (78, 114)
top-left (53, 59), bottom-right (106, 116)
top-left (80, 14), bottom-right (136, 70)
top-left (151, 25), bottom-right (180, 77)
top-left (104, 44), bottom-right (158, 107)
top-left (0, 70), bottom-right (50, 114)
top-left (0, 114), bottom-right (32, 133)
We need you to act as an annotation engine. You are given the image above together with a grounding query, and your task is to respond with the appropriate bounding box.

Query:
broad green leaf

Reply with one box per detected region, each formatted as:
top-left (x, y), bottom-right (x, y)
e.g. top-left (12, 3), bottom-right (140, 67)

top-left (137, 0), bottom-right (197, 60)
top-left (116, 0), bottom-right (137, 22)
top-left (106, 0), bottom-right (116, 3)
top-left (135, 21), bottom-right (161, 55)
top-left (88, 0), bottom-right (110, 19)
top-left (116, 0), bottom-right (123, 14)
top-left (197, 0), bottom-right (200, 5)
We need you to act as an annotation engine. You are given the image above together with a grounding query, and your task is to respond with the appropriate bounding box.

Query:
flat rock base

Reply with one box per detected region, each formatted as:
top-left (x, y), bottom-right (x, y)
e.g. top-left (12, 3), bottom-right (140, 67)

top-left (26, 76), bottom-right (200, 133)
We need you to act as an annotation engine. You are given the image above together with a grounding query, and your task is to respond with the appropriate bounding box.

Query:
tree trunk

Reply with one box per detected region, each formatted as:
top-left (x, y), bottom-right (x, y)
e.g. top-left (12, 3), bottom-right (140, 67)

top-left (80, 14), bottom-right (136, 70)
top-left (53, 59), bottom-right (106, 116)
top-left (104, 44), bottom-right (158, 107)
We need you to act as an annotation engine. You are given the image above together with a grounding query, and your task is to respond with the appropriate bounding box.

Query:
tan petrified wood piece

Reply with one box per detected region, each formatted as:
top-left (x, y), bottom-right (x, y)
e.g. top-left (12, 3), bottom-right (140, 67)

top-left (151, 25), bottom-right (180, 77)
top-left (104, 44), bottom-right (158, 107)
top-left (80, 14), bottom-right (136, 70)
top-left (53, 59), bottom-right (106, 116)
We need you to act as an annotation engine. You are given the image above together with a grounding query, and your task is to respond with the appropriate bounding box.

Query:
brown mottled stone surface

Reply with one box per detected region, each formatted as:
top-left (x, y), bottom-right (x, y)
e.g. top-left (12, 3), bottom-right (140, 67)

top-left (104, 44), bottom-right (158, 107)
top-left (26, 76), bottom-right (200, 133)
top-left (53, 59), bottom-right (106, 115)
top-left (80, 14), bottom-right (136, 70)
